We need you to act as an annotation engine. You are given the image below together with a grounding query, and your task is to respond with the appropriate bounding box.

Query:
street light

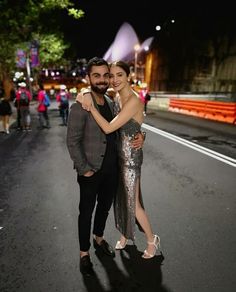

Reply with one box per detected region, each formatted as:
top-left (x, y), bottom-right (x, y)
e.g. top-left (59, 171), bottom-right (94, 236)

top-left (134, 43), bottom-right (140, 81)
top-left (144, 45), bottom-right (150, 52)
top-left (155, 18), bottom-right (175, 32)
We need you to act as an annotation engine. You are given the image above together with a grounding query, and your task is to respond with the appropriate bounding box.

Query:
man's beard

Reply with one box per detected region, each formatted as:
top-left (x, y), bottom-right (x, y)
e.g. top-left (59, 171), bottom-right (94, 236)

top-left (90, 83), bottom-right (109, 94)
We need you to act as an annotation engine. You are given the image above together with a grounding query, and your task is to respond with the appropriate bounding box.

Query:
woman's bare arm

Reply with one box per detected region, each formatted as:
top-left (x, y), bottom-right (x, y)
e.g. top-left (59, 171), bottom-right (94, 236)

top-left (91, 96), bottom-right (142, 134)
top-left (76, 91), bottom-right (144, 148)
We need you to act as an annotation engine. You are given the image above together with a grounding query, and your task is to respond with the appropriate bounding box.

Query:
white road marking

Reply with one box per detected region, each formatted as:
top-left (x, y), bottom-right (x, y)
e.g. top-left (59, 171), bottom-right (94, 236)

top-left (142, 123), bottom-right (236, 168)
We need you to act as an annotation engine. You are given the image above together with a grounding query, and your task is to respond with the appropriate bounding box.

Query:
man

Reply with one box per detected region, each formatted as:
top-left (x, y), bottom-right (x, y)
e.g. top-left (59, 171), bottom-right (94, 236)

top-left (15, 82), bottom-right (32, 131)
top-left (56, 84), bottom-right (70, 126)
top-left (139, 83), bottom-right (151, 115)
top-left (66, 57), bottom-right (144, 276)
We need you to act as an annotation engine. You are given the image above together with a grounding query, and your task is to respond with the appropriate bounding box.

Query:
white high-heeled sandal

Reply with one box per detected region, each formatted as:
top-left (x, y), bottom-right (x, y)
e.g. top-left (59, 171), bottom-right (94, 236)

top-left (142, 234), bottom-right (161, 259)
top-left (115, 239), bottom-right (128, 250)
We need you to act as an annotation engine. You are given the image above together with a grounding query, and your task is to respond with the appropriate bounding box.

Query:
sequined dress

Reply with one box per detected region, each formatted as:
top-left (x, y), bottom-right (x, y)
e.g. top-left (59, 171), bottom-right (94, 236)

top-left (114, 103), bottom-right (144, 241)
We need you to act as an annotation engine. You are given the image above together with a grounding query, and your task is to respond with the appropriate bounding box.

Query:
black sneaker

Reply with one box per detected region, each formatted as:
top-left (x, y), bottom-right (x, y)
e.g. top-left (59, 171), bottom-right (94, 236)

top-left (80, 255), bottom-right (94, 276)
top-left (93, 239), bottom-right (115, 257)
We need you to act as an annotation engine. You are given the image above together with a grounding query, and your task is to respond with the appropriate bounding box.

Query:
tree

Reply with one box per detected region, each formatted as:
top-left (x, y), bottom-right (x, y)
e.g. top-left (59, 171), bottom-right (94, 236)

top-left (37, 34), bottom-right (69, 67)
top-left (0, 0), bottom-right (84, 96)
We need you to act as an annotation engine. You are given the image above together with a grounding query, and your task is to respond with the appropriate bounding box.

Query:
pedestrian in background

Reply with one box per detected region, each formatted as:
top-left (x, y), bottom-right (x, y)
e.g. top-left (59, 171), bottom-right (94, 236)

top-left (37, 84), bottom-right (50, 129)
top-left (56, 84), bottom-right (70, 126)
top-left (10, 87), bottom-right (16, 101)
top-left (139, 84), bottom-right (151, 115)
top-left (15, 82), bottom-right (32, 131)
top-left (13, 84), bottom-right (21, 131)
top-left (49, 86), bottom-right (55, 100)
top-left (0, 96), bottom-right (12, 134)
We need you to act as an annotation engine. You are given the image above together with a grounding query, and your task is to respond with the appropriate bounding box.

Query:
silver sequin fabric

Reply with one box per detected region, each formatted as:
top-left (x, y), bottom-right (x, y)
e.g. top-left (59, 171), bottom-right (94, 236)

top-left (114, 102), bottom-right (144, 241)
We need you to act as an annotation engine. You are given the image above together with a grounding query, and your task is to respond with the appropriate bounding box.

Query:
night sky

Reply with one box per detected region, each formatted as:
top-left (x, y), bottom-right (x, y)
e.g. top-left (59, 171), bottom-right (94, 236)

top-left (61, 1), bottom-right (234, 60)
top-left (62, 0), bottom-right (180, 60)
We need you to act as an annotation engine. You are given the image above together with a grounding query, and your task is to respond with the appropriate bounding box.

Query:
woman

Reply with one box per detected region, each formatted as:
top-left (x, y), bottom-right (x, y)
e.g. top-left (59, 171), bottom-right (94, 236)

top-left (80, 61), bottom-right (160, 259)
top-left (0, 96), bottom-right (12, 134)
top-left (37, 84), bottom-right (50, 129)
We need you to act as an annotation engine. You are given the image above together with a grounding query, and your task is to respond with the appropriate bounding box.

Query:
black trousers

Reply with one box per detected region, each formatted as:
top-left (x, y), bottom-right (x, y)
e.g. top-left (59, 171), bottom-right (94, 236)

top-left (77, 165), bottom-right (118, 252)
top-left (59, 107), bottom-right (68, 125)
top-left (17, 109), bottom-right (21, 128)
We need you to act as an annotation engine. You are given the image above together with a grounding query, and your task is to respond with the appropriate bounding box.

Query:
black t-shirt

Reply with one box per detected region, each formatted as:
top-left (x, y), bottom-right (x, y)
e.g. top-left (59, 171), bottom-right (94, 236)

top-left (97, 99), bottom-right (117, 168)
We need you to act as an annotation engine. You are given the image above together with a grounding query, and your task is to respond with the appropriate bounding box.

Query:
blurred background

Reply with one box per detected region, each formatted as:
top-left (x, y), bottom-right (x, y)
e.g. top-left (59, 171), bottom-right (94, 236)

top-left (0, 1), bottom-right (236, 100)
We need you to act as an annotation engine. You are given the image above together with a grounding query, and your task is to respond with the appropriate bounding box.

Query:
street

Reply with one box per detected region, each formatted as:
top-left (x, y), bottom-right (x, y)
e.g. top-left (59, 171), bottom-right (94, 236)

top-left (0, 102), bottom-right (236, 292)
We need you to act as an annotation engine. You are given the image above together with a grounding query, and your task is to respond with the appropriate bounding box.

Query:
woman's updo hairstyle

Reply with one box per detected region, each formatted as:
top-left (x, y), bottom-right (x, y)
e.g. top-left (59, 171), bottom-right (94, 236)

top-left (109, 61), bottom-right (130, 76)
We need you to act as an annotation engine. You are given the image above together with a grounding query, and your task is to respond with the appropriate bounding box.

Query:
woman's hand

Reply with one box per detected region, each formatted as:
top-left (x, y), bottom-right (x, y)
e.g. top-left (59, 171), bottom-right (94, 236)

top-left (76, 92), bottom-right (84, 103)
top-left (76, 90), bottom-right (93, 111)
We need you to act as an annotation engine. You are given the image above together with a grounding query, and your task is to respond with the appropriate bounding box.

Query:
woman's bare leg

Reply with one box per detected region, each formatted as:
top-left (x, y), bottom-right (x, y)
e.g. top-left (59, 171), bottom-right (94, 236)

top-left (135, 178), bottom-right (158, 255)
top-left (4, 115), bottom-right (10, 133)
top-left (2, 115), bottom-right (10, 133)
top-left (117, 235), bottom-right (128, 247)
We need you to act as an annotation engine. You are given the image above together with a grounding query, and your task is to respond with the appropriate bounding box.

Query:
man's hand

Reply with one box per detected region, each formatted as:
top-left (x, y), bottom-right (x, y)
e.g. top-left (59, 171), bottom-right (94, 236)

top-left (130, 132), bottom-right (145, 149)
top-left (83, 170), bottom-right (95, 177)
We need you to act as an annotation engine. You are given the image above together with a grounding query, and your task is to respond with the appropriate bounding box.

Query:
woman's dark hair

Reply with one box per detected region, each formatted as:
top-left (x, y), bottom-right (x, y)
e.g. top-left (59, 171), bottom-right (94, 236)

top-left (110, 61), bottom-right (130, 76)
top-left (87, 57), bottom-right (109, 75)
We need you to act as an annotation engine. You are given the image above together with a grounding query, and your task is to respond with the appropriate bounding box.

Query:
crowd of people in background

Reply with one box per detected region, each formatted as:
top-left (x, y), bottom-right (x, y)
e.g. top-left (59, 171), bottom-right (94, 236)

top-left (0, 82), bottom-right (74, 134)
top-left (0, 79), bottom-right (150, 135)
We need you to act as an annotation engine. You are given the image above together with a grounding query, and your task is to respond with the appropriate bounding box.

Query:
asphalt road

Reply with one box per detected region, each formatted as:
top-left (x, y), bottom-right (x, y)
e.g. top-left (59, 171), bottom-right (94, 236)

top-left (0, 102), bottom-right (235, 292)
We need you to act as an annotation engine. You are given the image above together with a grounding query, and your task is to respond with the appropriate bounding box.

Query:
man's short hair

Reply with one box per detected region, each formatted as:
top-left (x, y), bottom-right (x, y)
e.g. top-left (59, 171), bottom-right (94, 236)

top-left (87, 57), bottom-right (109, 75)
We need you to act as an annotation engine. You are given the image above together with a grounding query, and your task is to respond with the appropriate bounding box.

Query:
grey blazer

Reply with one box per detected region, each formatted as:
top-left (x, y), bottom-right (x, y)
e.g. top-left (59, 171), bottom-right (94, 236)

top-left (66, 95), bottom-right (115, 176)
